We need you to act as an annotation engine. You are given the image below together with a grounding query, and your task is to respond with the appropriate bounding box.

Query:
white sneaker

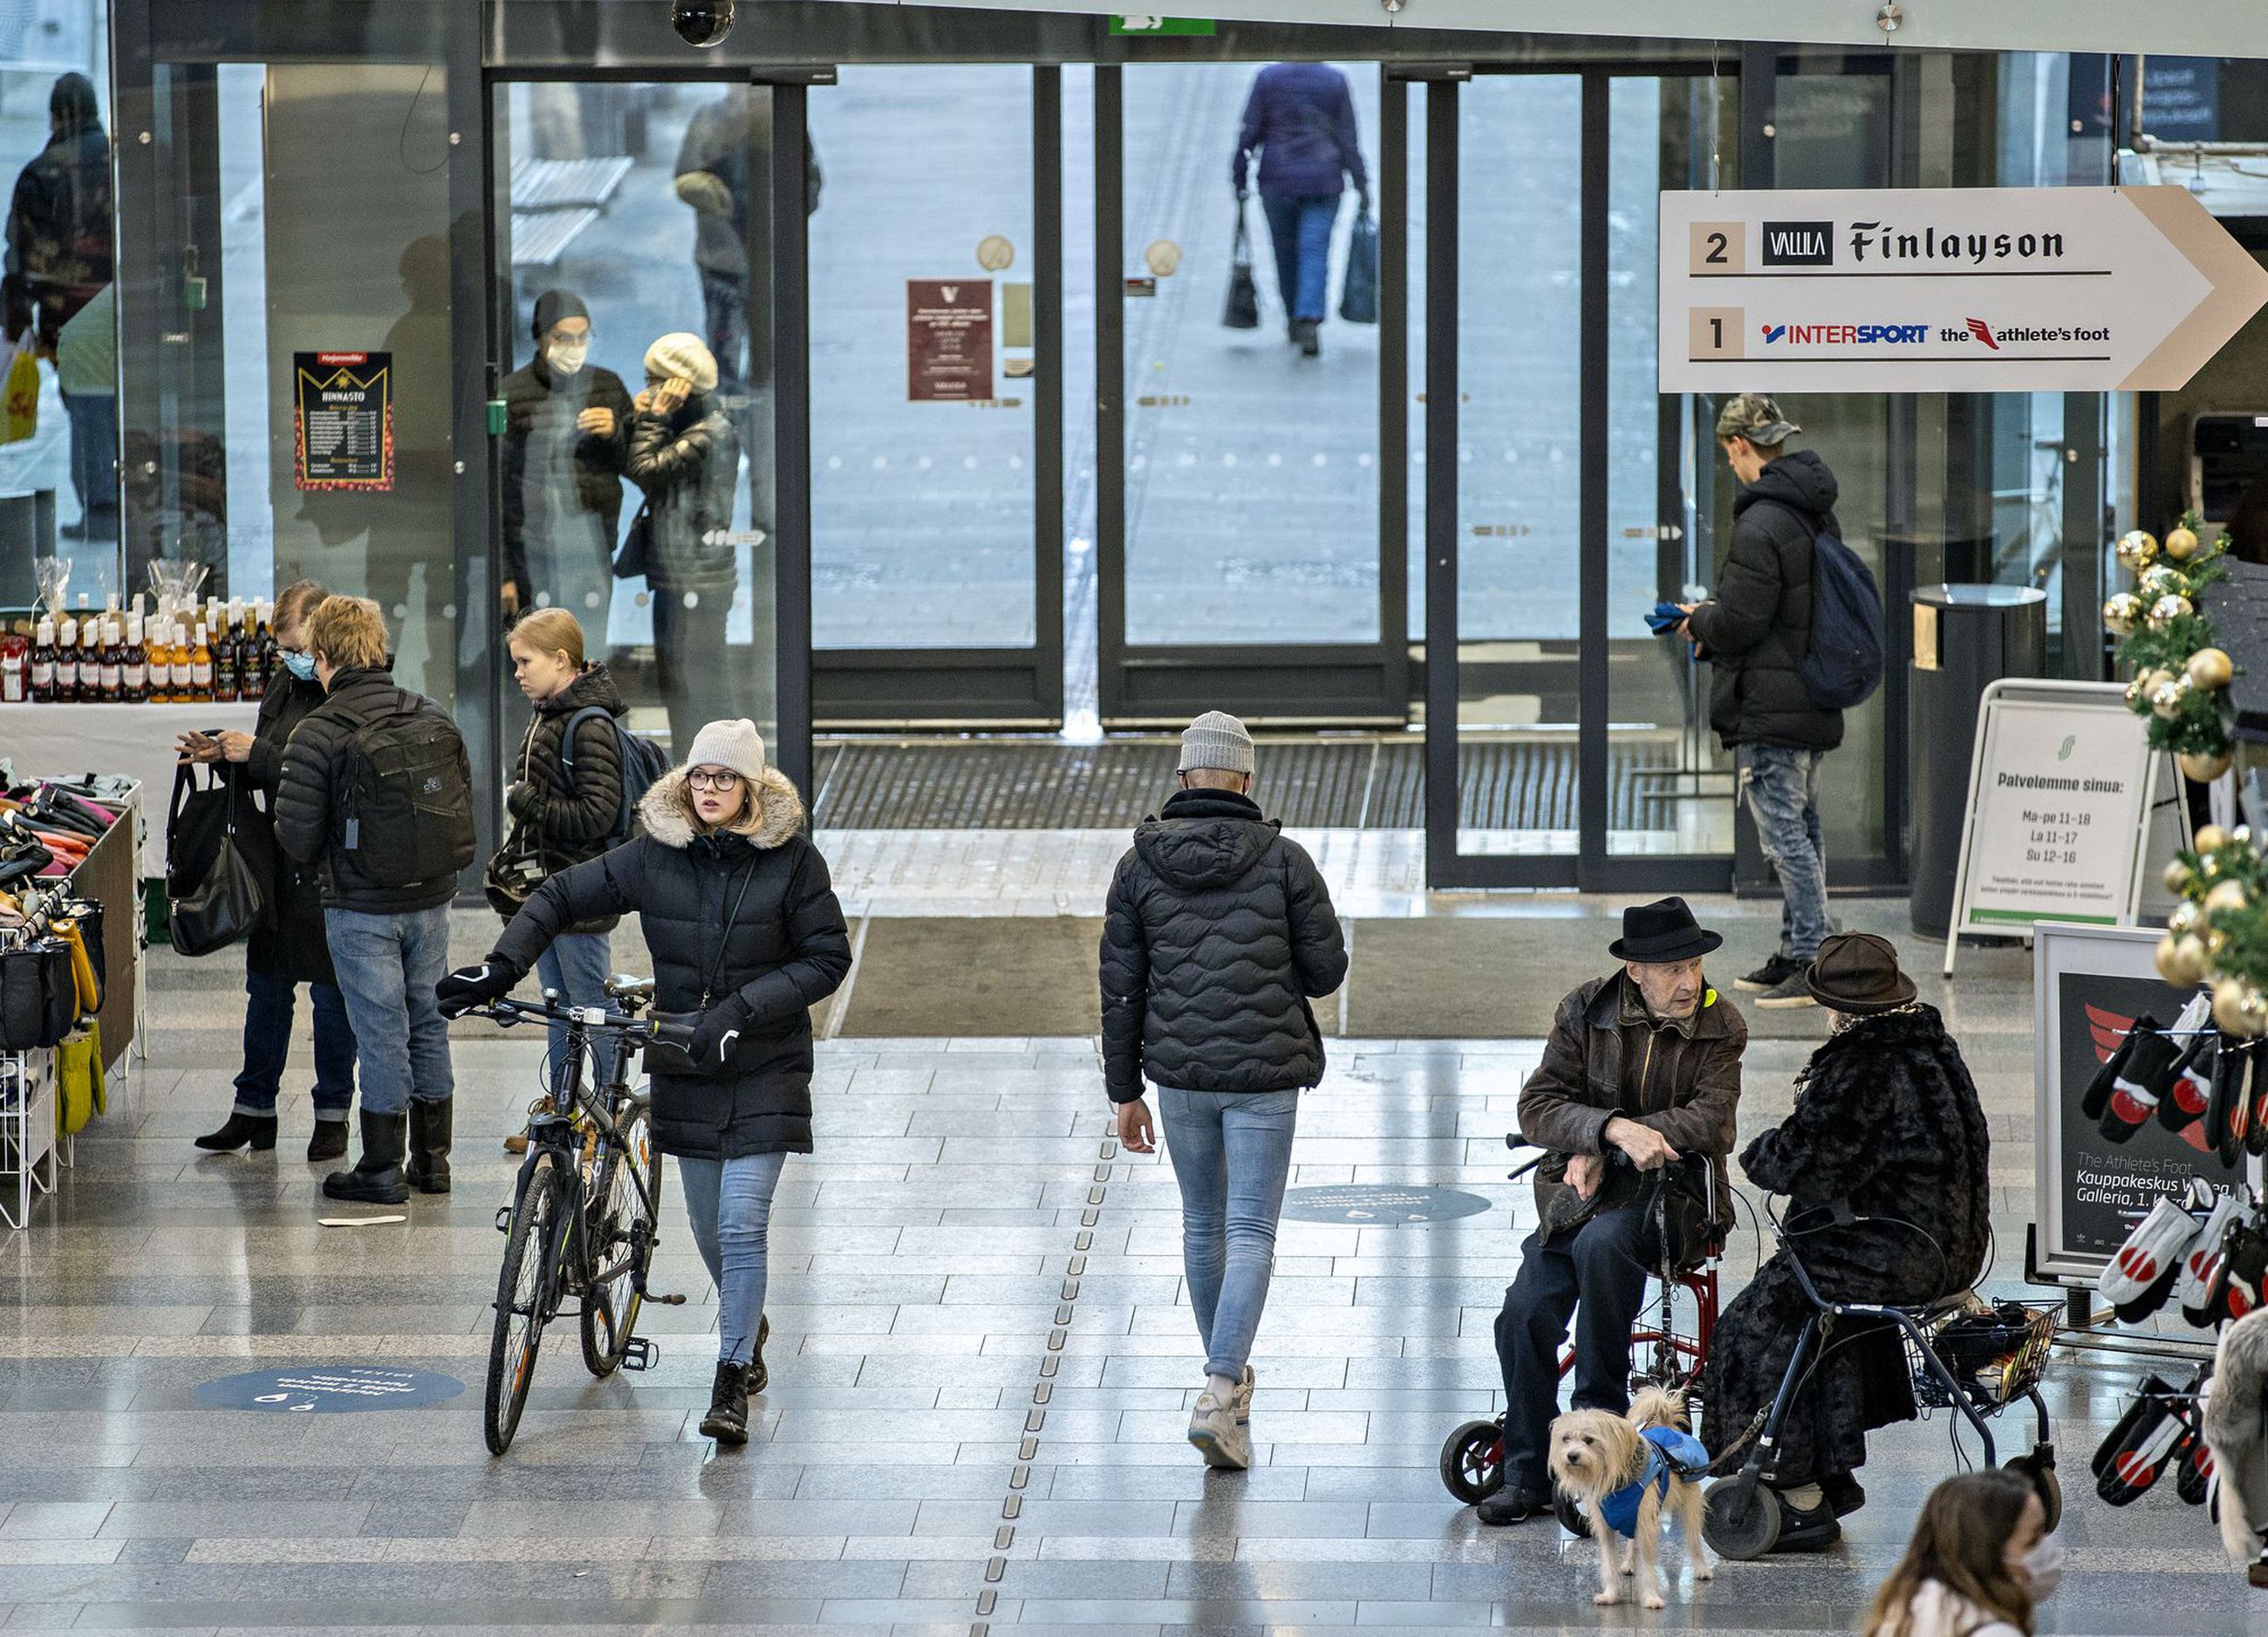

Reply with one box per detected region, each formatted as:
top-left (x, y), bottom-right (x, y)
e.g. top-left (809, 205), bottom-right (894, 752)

top-left (1232, 1366), bottom-right (1256, 1426)
top-left (1188, 1390), bottom-right (1252, 1470)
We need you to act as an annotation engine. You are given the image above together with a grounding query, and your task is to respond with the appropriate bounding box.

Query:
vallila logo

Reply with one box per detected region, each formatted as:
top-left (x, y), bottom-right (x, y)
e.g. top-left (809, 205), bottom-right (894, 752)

top-left (1760, 321), bottom-right (1928, 345)
top-left (1760, 220), bottom-right (1834, 267)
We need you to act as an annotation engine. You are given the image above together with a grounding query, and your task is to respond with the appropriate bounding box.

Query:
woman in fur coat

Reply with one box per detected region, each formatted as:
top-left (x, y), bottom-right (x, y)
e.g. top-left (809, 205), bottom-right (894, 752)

top-left (1701, 933), bottom-right (1992, 1551)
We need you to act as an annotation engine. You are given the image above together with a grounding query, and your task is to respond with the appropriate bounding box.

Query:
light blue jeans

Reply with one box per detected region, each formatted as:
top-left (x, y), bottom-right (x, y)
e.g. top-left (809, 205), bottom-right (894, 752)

top-left (1739, 744), bottom-right (1832, 961)
top-left (1158, 1085), bottom-right (1299, 1379)
top-left (536, 931), bottom-right (612, 1083)
top-left (324, 905), bottom-right (454, 1116)
top-left (677, 1151), bottom-right (787, 1367)
top-left (1260, 191), bottom-right (1339, 323)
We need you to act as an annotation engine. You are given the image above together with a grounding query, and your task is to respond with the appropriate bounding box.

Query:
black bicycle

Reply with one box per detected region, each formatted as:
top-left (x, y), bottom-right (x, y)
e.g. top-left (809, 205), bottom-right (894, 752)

top-left (470, 979), bottom-right (693, 1456)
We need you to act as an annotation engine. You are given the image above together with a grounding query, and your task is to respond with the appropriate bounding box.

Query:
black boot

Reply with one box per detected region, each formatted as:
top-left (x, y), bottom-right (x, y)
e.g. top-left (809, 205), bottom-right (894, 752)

top-left (404, 1099), bottom-right (453, 1195)
top-left (748, 1314), bottom-right (771, 1395)
top-left (1294, 318), bottom-right (1322, 358)
top-left (306, 1118), bottom-right (349, 1163)
top-left (322, 1110), bottom-right (409, 1204)
top-left (194, 1113), bottom-right (277, 1153)
top-left (700, 1360), bottom-right (750, 1445)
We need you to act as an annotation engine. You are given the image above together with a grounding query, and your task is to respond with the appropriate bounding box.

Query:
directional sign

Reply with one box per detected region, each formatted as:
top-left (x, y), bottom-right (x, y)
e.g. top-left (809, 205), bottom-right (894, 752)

top-left (1660, 186), bottom-right (2268, 394)
top-left (195, 1366), bottom-right (465, 1415)
top-left (1281, 1184), bottom-right (1493, 1224)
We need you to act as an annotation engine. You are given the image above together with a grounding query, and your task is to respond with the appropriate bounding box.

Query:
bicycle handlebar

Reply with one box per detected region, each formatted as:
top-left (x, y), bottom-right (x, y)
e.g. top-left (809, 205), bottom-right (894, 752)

top-left (468, 994), bottom-right (696, 1050)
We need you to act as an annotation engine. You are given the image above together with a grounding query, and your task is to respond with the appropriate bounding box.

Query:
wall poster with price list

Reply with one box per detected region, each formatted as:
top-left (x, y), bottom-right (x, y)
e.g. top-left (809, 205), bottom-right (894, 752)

top-left (293, 351), bottom-right (393, 491)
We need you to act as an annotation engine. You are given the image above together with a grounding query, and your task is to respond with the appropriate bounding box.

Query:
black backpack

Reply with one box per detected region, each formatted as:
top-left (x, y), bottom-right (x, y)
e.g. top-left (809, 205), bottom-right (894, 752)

top-left (335, 688), bottom-right (476, 888)
top-left (559, 706), bottom-right (670, 849)
top-left (1798, 518), bottom-right (1887, 710)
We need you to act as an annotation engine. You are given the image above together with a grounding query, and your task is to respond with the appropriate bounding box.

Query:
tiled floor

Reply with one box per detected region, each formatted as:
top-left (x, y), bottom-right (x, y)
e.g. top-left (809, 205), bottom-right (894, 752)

top-left (0, 880), bottom-right (2247, 1634)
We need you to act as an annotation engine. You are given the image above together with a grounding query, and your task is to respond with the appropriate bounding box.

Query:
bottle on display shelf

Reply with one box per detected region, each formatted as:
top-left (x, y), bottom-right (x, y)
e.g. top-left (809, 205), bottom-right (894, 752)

top-left (148, 623), bottom-right (174, 705)
top-left (122, 615), bottom-right (147, 703)
top-left (29, 618), bottom-right (55, 702)
top-left (98, 620), bottom-right (122, 702)
top-left (82, 619), bottom-right (102, 702)
top-left (189, 624), bottom-right (214, 702)
top-left (213, 617), bottom-right (238, 703)
top-left (54, 615), bottom-right (79, 700)
top-left (1, 631), bottom-right (24, 703)
top-left (257, 604), bottom-right (277, 687)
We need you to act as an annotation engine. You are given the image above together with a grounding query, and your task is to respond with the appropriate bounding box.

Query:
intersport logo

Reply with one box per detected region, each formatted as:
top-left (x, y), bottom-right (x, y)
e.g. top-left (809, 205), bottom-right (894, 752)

top-left (1760, 321), bottom-right (1928, 345)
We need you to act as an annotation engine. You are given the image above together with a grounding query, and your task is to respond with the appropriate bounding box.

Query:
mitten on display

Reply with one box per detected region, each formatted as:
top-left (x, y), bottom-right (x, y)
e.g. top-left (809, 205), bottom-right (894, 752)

top-left (2210, 1039), bottom-right (2251, 1167)
top-left (2102, 1026), bottom-right (2185, 1142)
top-left (2094, 1378), bottom-right (2186, 1505)
top-left (2160, 1033), bottom-right (2217, 1132)
top-left (2178, 1190), bottom-right (2244, 1327)
top-left (2085, 1017), bottom-right (2153, 1122)
top-left (2100, 1193), bottom-right (2203, 1309)
top-left (2223, 1218), bottom-right (2268, 1320)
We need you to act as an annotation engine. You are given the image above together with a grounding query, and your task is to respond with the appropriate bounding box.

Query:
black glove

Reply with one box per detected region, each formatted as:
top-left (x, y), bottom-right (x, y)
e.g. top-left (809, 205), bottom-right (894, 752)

top-left (688, 996), bottom-right (751, 1068)
top-left (436, 956), bottom-right (523, 1019)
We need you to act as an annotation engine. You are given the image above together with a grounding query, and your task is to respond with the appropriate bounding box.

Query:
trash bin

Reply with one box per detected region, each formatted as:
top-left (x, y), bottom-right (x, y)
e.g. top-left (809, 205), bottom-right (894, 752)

top-left (1909, 583), bottom-right (2048, 940)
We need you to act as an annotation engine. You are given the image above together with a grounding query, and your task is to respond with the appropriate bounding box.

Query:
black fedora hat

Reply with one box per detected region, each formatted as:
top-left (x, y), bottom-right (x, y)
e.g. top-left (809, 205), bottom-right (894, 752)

top-left (1806, 931), bottom-right (1918, 1013)
top-left (1609, 897), bottom-right (1722, 964)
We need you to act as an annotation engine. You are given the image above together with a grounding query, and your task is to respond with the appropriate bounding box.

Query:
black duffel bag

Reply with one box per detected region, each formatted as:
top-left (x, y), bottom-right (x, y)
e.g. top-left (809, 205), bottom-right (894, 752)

top-left (0, 939), bottom-right (76, 1050)
top-left (166, 763), bottom-right (276, 958)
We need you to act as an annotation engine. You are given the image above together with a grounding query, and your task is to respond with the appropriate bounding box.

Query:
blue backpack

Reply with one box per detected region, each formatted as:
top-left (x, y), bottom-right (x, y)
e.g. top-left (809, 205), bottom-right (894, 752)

top-left (1797, 517), bottom-right (1885, 711)
top-left (559, 707), bottom-right (671, 849)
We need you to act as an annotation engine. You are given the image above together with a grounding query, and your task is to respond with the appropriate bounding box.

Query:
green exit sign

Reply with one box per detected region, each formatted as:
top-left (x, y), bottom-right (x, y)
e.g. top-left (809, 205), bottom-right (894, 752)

top-left (1110, 15), bottom-right (1217, 34)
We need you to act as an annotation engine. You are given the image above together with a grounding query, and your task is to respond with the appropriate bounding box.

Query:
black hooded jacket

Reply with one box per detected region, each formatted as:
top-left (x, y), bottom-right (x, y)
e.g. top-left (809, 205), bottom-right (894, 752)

top-left (1684, 449), bottom-right (1845, 752)
top-left (242, 666), bottom-right (334, 985)
top-left (1098, 788), bottom-right (1348, 1104)
top-left (497, 664), bottom-right (632, 934)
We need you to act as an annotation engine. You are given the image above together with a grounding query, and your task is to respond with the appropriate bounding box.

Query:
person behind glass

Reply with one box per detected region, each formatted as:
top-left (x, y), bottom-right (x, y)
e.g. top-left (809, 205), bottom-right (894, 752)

top-left (499, 288), bottom-right (632, 624)
top-left (1101, 712), bottom-right (1348, 1471)
top-left (1479, 897), bottom-right (1745, 1526)
top-left (1863, 1470), bottom-right (2060, 1637)
top-left (625, 333), bottom-right (739, 759)
top-left (1232, 62), bottom-right (1367, 358)
top-left (439, 720), bottom-right (850, 1446)
top-left (54, 283), bottom-right (115, 542)
top-left (3, 73), bottom-right (110, 363)
top-left (489, 608), bottom-right (632, 1156)
top-left (273, 597), bottom-right (473, 1206)
top-left (178, 579), bottom-right (358, 1163)
top-left (673, 88), bottom-right (822, 403)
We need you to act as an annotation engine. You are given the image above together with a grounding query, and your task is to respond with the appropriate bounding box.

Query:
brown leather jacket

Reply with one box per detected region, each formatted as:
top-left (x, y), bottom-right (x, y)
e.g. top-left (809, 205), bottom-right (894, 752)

top-left (1516, 972), bottom-right (1745, 1243)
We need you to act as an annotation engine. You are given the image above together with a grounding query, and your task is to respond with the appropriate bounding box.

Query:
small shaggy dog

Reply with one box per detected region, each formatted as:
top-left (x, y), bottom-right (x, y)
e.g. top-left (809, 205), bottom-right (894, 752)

top-left (1547, 1388), bottom-right (1713, 1609)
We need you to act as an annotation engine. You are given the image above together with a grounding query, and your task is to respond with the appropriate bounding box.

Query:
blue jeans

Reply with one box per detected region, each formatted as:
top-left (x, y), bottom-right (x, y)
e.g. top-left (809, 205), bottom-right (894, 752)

top-left (1158, 1085), bottom-right (1299, 1379)
top-left (677, 1151), bottom-right (787, 1366)
top-left (324, 905), bottom-right (454, 1116)
top-left (1493, 1207), bottom-right (1651, 1495)
top-left (233, 969), bottom-right (357, 1120)
top-left (536, 931), bottom-right (612, 1083)
top-left (1260, 191), bottom-right (1338, 324)
top-left (1739, 744), bottom-right (1831, 962)
top-left (62, 389), bottom-right (120, 534)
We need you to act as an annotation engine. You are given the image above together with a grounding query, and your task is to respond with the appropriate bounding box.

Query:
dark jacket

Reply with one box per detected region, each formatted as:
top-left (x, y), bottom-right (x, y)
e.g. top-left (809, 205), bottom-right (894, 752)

top-left (1098, 788), bottom-right (1347, 1104)
top-left (498, 664), bottom-right (631, 935)
top-left (1233, 63), bottom-right (1368, 198)
top-left (499, 351), bottom-right (632, 597)
top-left (1684, 450), bottom-right (1845, 753)
top-left (242, 668), bottom-right (334, 985)
top-left (4, 121), bottom-right (108, 347)
top-left (1702, 1003), bottom-right (1992, 1483)
top-left (272, 665), bottom-right (466, 915)
top-left (490, 765), bottom-right (851, 1161)
top-left (1516, 972), bottom-right (1745, 1243)
top-left (673, 87), bottom-right (823, 283)
top-left (626, 397), bottom-right (739, 592)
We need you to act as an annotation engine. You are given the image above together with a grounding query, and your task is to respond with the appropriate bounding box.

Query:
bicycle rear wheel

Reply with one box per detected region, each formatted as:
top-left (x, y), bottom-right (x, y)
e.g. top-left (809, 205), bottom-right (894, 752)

top-left (580, 1102), bottom-right (658, 1377)
top-left (485, 1153), bottom-right (565, 1455)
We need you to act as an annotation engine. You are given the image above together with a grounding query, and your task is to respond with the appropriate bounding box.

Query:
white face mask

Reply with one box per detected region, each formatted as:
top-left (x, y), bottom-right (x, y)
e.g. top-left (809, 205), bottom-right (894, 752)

top-left (547, 340), bottom-right (587, 376)
top-left (2020, 1537), bottom-right (2064, 1599)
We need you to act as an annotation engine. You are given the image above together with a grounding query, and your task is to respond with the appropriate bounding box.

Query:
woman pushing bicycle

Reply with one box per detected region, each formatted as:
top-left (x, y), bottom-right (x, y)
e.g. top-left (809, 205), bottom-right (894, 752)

top-left (439, 719), bottom-right (850, 1445)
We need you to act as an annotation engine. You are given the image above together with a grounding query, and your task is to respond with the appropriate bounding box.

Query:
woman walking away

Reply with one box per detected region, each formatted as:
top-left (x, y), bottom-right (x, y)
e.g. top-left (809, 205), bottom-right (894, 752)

top-left (439, 720), bottom-right (849, 1446)
top-left (488, 609), bottom-right (631, 1152)
top-left (1864, 1469), bottom-right (2059, 1637)
top-left (181, 580), bottom-right (358, 1161)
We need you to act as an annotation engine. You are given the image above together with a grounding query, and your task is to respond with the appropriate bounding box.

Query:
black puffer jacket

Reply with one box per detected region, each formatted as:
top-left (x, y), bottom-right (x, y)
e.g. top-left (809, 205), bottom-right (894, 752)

top-left (488, 765), bottom-right (850, 1160)
top-left (273, 665), bottom-right (467, 915)
top-left (241, 668), bottom-right (333, 985)
top-left (498, 664), bottom-right (631, 936)
top-left (1098, 788), bottom-right (1347, 1104)
top-left (1685, 450), bottom-right (1844, 752)
top-left (626, 397), bottom-right (739, 593)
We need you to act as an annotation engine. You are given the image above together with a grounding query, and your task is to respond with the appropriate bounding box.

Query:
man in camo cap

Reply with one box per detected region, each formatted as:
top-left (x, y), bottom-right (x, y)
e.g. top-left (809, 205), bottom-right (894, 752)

top-left (1676, 395), bottom-right (1844, 1008)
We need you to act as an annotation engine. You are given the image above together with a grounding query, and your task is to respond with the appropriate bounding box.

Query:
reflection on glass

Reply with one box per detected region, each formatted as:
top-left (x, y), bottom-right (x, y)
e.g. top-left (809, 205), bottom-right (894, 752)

top-left (1455, 76), bottom-right (1580, 855)
top-left (809, 65), bottom-right (1036, 651)
top-left (1123, 62), bottom-right (1382, 647)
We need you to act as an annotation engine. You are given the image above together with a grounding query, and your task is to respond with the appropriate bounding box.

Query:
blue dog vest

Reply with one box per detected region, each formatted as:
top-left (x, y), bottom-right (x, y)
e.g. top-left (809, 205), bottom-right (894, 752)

top-left (1596, 1427), bottom-right (1710, 1538)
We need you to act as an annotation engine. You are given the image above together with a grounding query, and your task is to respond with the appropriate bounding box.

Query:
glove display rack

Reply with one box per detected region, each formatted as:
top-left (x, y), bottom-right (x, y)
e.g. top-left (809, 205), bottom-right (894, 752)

top-left (0, 774), bottom-right (144, 1231)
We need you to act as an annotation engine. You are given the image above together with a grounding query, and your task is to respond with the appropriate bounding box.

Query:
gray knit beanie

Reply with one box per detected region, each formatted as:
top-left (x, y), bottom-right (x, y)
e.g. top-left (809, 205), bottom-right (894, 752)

top-left (1178, 710), bottom-right (1254, 775)
top-left (682, 718), bottom-right (768, 785)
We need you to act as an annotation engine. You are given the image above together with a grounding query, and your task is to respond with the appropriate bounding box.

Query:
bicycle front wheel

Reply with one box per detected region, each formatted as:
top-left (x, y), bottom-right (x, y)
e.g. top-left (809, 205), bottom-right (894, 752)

top-left (485, 1153), bottom-right (565, 1455)
top-left (580, 1102), bottom-right (658, 1378)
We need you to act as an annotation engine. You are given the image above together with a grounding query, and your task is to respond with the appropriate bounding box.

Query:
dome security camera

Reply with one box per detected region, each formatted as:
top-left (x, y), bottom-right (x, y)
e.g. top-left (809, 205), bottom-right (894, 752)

top-left (671, 0), bottom-right (736, 47)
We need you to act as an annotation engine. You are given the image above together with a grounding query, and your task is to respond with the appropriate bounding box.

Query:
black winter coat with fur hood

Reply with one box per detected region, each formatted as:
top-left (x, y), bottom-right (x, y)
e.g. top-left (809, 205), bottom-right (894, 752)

top-left (488, 764), bottom-right (850, 1160)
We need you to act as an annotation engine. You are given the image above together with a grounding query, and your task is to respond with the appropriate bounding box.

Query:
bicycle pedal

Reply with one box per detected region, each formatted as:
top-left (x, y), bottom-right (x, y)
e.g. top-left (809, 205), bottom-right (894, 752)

top-left (620, 1338), bottom-right (659, 1371)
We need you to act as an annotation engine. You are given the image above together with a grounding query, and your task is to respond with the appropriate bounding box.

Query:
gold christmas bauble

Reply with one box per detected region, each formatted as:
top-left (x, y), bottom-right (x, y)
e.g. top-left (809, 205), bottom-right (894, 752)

top-left (2117, 529), bottom-right (2161, 573)
top-left (2187, 648), bottom-right (2234, 692)
top-left (2214, 979), bottom-right (2265, 1036)
top-left (2152, 677), bottom-right (2193, 719)
top-left (2210, 926), bottom-right (2232, 955)
top-left (2166, 859), bottom-right (2197, 897)
top-left (2142, 565), bottom-right (2190, 599)
top-left (2205, 877), bottom-right (2250, 913)
top-left (2148, 594), bottom-right (2196, 632)
top-left (2167, 524), bottom-right (2202, 560)
top-left (2197, 823), bottom-right (2231, 853)
top-left (2159, 935), bottom-right (2211, 986)
top-left (2105, 593), bottom-right (2143, 637)
top-left (2170, 899), bottom-right (2202, 936)
top-left (2181, 748), bottom-right (2234, 783)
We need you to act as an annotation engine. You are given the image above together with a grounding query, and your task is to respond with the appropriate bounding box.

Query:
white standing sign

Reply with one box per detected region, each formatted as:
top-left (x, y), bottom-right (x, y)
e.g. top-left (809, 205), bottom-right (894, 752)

top-left (1944, 679), bottom-right (2183, 977)
top-left (1660, 186), bottom-right (2268, 394)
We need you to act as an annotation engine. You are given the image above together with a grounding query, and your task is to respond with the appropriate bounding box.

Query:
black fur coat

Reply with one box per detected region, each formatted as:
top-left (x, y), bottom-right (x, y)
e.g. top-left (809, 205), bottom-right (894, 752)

top-left (1702, 1003), bottom-right (1992, 1484)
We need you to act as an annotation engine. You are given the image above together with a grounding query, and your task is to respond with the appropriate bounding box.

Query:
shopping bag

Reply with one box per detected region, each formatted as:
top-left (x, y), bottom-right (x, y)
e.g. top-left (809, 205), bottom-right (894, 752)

top-left (1339, 211), bottom-right (1379, 324)
top-left (55, 1020), bottom-right (101, 1136)
top-left (1222, 201), bottom-right (1261, 331)
top-left (165, 763), bottom-right (274, 957)
top-left (0, 345), bottom-right (38, 445)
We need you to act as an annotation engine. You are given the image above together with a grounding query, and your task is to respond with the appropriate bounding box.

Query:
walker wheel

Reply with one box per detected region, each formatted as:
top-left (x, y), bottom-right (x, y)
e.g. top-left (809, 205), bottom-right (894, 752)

top-left (2007, 1454), bottom-right (2061, 1532)
top-left (1438, 1419), bottom-right (1505, 1504)
top-left (1703, 1474), bottom-right (1781, 1561)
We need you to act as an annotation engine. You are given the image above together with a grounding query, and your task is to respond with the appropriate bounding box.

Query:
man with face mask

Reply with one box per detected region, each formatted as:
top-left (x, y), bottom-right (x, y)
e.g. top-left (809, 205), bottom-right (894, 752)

top-left (499, 289), bottom-right (633, 625)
